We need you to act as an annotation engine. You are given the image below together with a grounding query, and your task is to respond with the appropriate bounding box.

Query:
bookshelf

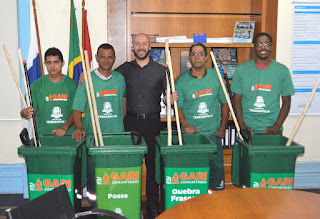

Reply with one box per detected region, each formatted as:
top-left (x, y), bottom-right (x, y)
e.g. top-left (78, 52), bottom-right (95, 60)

top-left (120, 0), bottom-right (278, 186)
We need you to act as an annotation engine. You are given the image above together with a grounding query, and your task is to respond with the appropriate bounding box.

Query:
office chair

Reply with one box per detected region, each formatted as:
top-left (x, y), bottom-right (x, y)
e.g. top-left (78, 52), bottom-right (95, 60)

top-left (6, 184), bottom-right (127, 219)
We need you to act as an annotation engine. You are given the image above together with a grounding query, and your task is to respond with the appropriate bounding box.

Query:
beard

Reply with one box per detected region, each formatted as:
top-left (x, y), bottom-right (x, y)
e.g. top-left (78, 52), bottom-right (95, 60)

top-left (134, 49), bottom-right (150, 60)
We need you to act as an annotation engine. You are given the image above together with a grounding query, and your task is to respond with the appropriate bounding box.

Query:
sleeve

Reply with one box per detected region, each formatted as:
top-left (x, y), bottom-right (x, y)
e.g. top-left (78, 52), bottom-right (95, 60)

top-left (175, 77), bottom-right (184, 108)
top-left (280, 66), bottom-right (295, 96)
top-left (231, 66), bottom-right (243, 95)
top-left (218, 83), bottom-right (227, 104)
top-left (212, 69), bottom-right (227, 104)
top-left (72, 83), bottom-right (87, 113)
top-left (30, 82), bottom-right (38, 111)
top-left (121, 76), bottom-right (126, 97)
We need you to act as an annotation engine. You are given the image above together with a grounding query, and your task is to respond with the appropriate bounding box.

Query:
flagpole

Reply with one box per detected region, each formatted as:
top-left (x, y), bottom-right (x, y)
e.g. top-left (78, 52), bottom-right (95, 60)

top-left (32, 0), bottom-right (44, 77)
top-left (70, 0), bottom-right (73, 29)
top-left (82, 0), bottom-right (85, 48)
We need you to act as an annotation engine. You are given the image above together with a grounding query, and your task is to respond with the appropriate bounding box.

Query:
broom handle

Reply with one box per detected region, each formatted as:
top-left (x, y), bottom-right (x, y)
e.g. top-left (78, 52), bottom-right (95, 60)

top-left (286, 73), bottom-right (320, 146)
top-left (79, 45), bottom-right (99, 146)
top-left (210, 51), bottom-right (243, 141)
top-left (166, 70), bottom-right (172, 145)
top-left (165, 40), bottom-right (183, 145)
top-left (84, 50), bottom-right (104, 146)
top-left (18, 49), bottom-right (39, 147)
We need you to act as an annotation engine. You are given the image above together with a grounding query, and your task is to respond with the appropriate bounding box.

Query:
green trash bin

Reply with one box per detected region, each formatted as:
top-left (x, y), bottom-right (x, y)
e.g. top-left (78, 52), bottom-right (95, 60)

top-left (231, 134), bottom-right (304, 189)
top-left (88, 133), bottom-right (147, 219)
top-left (156, 132), bottom-right (217, 210)
top-left (18, 134), bottom-right (85, 212)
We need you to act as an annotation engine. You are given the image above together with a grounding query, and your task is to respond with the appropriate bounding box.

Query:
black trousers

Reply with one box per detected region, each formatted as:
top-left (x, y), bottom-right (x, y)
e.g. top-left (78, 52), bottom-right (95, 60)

top-left (124, 114), bottom-right (161, 207)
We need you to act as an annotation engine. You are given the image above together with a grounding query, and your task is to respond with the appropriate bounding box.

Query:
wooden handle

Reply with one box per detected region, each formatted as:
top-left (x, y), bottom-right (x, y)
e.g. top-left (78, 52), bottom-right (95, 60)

top-left (84, 49), bottom-right (104, 146)
top-left (18, 49), bottom-right (39, 147)
top-left (79, 45), bottom-right (99, 146)
top-left (165, 40), bottom-right (183, 145)
top-left (3, 45), bottom-right (27, 107)
top-left (166, 71), bottom-right (172, 145)
top-left (286, 73), bottom-right (320, 146)
top-left (210, 51), bottom-right (243, 141)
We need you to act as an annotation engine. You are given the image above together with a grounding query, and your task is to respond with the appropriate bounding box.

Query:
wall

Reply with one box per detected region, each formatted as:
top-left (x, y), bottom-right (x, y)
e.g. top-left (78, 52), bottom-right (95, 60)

top-left (277, 0), bottom-right (320, 162)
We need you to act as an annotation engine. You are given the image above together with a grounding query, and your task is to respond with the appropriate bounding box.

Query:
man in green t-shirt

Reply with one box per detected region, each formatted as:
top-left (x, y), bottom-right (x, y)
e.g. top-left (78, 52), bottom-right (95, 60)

top-left (72, 43), bottom-right (126, 140)
top-left (175, 43), bottom-right (229, 191)
top-left (72, 43), bottom-right (126, 202)
top-left (231, 32), bottom-right (295, 135)
top-left (20, 47), bottom-right (78, 136)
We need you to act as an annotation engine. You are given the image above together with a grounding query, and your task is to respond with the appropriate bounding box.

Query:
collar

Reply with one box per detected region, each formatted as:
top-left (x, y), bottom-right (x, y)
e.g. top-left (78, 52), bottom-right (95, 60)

top-left (189, 68), bottom-right (207, 79)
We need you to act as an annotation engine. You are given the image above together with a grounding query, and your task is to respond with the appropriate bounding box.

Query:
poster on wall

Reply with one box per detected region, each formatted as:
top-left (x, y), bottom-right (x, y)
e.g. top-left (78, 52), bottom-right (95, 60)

top-left (291, 2), bottom-right (320, 116)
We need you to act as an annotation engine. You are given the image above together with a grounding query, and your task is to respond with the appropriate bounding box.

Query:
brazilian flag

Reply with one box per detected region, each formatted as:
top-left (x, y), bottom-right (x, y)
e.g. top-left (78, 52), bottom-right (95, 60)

top-left (67, 2), bottom-right (82, 83)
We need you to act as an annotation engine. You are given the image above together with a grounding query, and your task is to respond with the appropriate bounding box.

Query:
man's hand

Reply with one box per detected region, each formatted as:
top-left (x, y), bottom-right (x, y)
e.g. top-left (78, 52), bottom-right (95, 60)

top-left (183, 125), bottom-right (199, 134)
top-left (241, 125), bottom-right (254, 136)
top-left (20, 106), bottom-right (34, 119)
top-left (264, 124), bottom-right (280, 135)
top-left (52, 128), bottom-right (67, 136)
top-left (78, 72), bottom-right (85, 84)
top-left (72, 128), bottom-right (86, 141)
top-left (170, 91), bottom-right (178, 105)
top-left (214, 125), bottom-right (227, 139)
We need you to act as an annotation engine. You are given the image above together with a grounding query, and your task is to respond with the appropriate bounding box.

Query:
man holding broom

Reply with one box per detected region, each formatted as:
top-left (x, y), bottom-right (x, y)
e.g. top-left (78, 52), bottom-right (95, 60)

top-left (231, 32), bottom-right (295, 135)
top-left (20, 47), bottom-right (77, 136)
top-left (72, 43), bottom-right (126, 203)
top-left (175, 43), bottom-right (229, 192)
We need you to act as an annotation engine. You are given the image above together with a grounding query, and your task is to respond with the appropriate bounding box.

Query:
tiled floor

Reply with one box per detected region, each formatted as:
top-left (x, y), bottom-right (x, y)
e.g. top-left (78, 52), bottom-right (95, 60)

top-left (1, 188), bottom-right (319, 219)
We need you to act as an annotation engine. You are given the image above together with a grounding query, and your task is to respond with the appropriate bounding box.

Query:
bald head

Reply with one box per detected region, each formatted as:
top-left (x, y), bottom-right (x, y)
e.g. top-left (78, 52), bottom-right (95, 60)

top-left (132, 33), bottom-right (151, 60)
top-left (133, 33), bottom-right (150, 44)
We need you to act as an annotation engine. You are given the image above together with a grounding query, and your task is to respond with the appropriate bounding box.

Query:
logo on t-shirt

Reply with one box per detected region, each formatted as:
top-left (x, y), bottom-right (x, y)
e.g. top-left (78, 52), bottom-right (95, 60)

top-left (192, 89), bottom-right (212, 99)
top-left (249, 96), bottom-right (270, 114)
top-left (45, 94), bottom-right (68, 101)
top-left (197, 102), bottom-right (209, 114)
top-left (102, 102), bottom-right (113, 114)
top-left (51, 106), bottom-right (63, 119)
top-left (99, 101), bottom-right (117, 119)
top-left (98, 89), bottom-right (117, 97)
top-left (253, 96), bottom-right (265, 108)
top-left (251, 83), bottom-right (272, 92)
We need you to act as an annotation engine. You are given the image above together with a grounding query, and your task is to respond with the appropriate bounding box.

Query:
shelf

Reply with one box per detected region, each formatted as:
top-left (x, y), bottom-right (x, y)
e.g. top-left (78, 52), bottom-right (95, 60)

top-left (151, 43), bottom-right (254, 48)
top-left (160, 116), bottom-right (176, 122)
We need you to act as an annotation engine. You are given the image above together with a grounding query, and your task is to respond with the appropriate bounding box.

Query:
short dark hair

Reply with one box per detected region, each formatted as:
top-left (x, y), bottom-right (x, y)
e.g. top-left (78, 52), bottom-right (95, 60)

top-left (45, 47), bottom-right (63, 61)
top-left (253, 32), bottom-right (273, 44)
top-left (97, 43), bottom-right (115, 55)
top-left (189, 43), bottom-right (207, 56)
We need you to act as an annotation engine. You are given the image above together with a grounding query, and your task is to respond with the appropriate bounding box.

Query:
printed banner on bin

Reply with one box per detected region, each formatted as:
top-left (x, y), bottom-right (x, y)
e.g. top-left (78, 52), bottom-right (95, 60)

top-left (95, 166), bottom-right (141, 219)
top-left (250, 173), bottom-right (294, 189)
top-left (28, 174), bottom-right (74, 205)
top-left (164, 167), bottom-right (209, 210)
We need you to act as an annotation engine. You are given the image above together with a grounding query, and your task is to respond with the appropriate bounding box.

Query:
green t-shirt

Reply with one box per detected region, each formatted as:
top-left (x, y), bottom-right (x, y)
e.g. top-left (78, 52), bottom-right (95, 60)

top-left (175, 67), bottom-right (227, 137)
top-left (72, 70), bottom-right (126, 136)
top-left (231, 59), bottom-right (295, 131)
top-left (30, 75), bottom-right (78, 135)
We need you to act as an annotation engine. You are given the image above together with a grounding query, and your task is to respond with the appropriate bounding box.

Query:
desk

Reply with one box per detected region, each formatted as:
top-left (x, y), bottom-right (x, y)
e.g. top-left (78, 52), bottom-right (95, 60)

top-left (157, 188), bottom-right (320, 218)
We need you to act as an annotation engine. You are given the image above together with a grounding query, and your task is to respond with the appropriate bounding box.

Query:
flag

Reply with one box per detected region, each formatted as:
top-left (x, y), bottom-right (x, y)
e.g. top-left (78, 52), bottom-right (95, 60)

top-left (68, 2), bottom-right (83, 83)
top-left (26, 19), bottom-right (42, 85)
top-left (84, 10), bottom-right (93, 71)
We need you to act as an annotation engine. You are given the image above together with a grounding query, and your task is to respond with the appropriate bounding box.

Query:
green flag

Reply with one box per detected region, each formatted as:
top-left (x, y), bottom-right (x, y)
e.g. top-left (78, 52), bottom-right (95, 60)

top-left (67, 2), bottom-right (82, 83)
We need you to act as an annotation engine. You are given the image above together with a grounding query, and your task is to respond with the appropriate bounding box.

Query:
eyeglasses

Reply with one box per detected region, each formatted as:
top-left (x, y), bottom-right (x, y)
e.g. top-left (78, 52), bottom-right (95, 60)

top-left (255, 42), bottom-right (272, 47)
top-left (190, 52), bottom-right (206, 57)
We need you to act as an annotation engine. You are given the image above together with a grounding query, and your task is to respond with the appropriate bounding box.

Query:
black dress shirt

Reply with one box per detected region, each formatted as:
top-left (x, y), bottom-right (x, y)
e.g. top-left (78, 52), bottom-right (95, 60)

top-left (116, 58), bottom-right (166, 115)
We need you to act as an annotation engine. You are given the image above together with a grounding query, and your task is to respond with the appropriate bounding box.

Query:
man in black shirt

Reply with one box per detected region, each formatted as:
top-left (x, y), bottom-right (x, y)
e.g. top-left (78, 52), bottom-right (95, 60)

top-left (116, 33), bottom-right (177, 217)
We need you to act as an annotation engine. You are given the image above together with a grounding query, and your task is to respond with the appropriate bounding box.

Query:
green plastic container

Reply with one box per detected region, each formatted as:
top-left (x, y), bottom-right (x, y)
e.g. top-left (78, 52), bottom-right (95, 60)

top-left (88, 133), bottom-right (147, 219)
top-left (18, 134), bottom-right (85, 212)
top-left (232, 135), bottom-right (304, 189)
top-left (156, 132), bottom-right (217, 210)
